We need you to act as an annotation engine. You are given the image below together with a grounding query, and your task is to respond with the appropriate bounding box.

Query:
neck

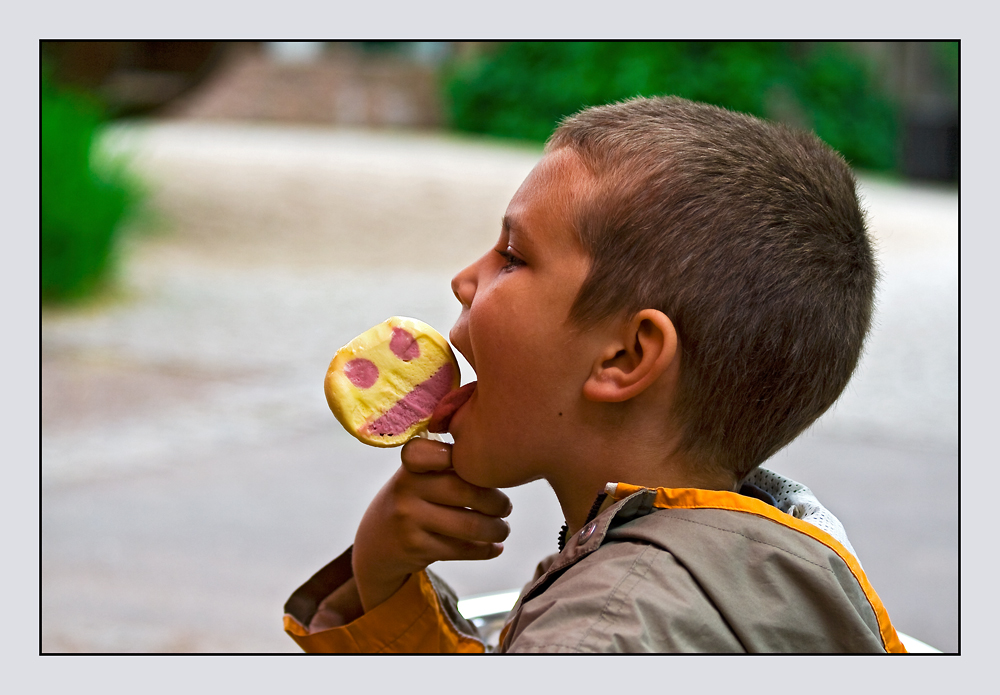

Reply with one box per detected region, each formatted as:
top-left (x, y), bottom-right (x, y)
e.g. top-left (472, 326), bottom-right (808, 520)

top-left (548, 436), bottom-right (736, 538)
top-left (552, 478), bottom-right (613, 538)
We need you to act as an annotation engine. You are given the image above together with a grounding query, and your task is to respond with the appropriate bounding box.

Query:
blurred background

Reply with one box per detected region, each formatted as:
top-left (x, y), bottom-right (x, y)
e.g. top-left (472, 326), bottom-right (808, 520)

top-left (41, 41), bottom-right (958, 653)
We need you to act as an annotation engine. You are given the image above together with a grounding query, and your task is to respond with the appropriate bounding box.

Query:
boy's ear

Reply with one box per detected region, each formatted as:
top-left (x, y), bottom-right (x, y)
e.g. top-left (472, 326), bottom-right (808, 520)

top-left (582, 309), bottom-right (679, 403)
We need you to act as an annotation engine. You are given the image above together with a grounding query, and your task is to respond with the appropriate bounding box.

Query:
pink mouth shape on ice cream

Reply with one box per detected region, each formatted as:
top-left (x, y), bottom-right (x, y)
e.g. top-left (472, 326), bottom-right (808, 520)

top-left (361, 364), bottom-right (456, 438)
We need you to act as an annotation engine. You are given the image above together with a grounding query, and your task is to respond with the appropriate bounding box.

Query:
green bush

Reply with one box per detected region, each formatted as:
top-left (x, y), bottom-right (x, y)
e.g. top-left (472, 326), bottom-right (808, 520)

top-left (444, 42), bottom-right (899, 172)
top-left (42, 68), bottom-right (139, 302)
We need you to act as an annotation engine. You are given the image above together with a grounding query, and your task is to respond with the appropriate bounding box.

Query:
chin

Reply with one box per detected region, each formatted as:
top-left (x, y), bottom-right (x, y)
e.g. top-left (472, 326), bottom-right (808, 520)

top-left (453, 442), bottom-right (535, 490)
top-left (450, 403), bottom-right (534, 489)
top-left (449, 439), bottom-right (491, 487)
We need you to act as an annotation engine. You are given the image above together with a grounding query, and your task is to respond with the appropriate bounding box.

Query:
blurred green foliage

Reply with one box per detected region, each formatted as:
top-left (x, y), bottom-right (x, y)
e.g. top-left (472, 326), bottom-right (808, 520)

top-left (445, 42), bottom-right (900, 171)
top-left (931, 41), bottom-right (959, 99)
top-left (42, 66), bottom-right (140, 302)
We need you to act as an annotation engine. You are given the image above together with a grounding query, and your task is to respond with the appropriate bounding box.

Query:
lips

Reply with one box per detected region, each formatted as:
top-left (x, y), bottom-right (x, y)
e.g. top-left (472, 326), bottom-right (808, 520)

top-left (428, 381), bottom-right (477, 433)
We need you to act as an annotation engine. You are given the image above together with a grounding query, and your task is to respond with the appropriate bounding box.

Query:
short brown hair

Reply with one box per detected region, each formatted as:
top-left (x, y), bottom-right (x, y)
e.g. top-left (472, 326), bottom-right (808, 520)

top-left (548, 96), bottom-right (878, 481)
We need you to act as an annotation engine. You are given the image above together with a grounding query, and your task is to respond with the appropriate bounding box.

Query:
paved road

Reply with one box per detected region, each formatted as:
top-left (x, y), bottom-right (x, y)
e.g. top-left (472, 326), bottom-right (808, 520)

top-left (41, 121), bottom-right (958, 653)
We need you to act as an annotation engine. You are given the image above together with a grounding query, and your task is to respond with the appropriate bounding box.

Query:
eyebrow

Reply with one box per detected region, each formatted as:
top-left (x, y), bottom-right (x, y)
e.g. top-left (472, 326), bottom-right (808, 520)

top-left (501, 214), bottom-right (527, 239)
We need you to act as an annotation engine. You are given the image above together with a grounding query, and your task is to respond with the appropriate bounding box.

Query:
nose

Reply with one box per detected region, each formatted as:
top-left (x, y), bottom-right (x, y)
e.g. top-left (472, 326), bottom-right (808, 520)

top-left (451, 257), bottom-right (479, 309)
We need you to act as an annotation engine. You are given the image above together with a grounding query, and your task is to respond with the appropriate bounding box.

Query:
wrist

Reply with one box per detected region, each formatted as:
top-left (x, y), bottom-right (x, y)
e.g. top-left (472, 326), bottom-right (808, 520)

top-left (355, 570), bottom-right (413, 614)
top-left (351, 546), bottom-right (415, 613)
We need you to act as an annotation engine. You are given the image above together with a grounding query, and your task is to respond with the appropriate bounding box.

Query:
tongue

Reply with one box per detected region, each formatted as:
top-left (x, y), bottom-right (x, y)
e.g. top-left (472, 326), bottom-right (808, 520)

top-left (428, 382), bottom-right (477, 433)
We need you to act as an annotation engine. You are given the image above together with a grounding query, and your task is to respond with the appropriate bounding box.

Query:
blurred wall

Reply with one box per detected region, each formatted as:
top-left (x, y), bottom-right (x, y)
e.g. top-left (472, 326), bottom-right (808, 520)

top-left (42, 41), bottom-right (447, 128)
top-left (41, 41), bottom-right (958, 180)
top-left (41, 41), bottom-right (226, 116)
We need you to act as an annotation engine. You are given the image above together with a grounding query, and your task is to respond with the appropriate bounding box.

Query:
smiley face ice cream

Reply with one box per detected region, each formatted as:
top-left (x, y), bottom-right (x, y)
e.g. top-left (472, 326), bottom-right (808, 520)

top-left (325, 317), bottom-right (462, 447)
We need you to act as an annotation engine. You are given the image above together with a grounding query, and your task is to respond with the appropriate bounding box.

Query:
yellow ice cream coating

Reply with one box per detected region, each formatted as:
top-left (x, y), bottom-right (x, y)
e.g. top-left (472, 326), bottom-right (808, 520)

top-left (325, 316), bottom-right (461, 447)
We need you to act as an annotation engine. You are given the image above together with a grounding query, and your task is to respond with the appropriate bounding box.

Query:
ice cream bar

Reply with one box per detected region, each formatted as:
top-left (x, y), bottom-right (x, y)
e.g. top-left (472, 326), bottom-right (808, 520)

top-left (325, 316), bottom-right (461, 447)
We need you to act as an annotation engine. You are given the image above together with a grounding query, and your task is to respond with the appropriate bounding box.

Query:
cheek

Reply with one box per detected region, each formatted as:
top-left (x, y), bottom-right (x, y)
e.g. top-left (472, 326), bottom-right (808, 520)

top-left (467, 290), bottom-right (516, 365)
top-left (470, 317), bottom-right (537, 396)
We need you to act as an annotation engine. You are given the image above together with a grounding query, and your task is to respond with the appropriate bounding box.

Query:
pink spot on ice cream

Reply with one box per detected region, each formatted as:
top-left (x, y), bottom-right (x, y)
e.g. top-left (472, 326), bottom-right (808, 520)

top-left (344, 358), bottom-right (379, 389)
top-left (390, 327), bottom-right (420, 361)
top-left (363, 363), bottom-right (454, 437)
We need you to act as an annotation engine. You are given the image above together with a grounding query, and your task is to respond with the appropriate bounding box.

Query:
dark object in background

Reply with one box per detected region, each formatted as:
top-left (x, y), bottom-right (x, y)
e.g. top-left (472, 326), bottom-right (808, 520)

top-left (901, 104), bottom-right (959, 182)
top-left (891, 41), bottom-right (959, 182)
top-left (41, 41), bottom-right (227, 117)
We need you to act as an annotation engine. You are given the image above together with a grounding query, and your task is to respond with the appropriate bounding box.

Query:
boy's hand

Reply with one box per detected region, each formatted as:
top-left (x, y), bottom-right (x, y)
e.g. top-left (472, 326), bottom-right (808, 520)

top-left (352, 437), bottom-right (513, 613)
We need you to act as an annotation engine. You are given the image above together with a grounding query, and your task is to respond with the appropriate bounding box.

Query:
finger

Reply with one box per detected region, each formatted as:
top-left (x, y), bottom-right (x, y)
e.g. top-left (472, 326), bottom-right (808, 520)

top-left (400, 437), bottom-right (453, 473)
top-left (421, 533), bottom-right (505, 563)
top-left (418, 502), bottom-right (512, 545)
top-left (418, 474), bottom-right (513, 518)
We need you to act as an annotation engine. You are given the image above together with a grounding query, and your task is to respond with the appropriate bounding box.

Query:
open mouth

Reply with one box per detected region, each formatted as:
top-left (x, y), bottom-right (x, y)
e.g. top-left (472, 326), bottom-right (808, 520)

top-left (428, 381), bottom-right (477, 433)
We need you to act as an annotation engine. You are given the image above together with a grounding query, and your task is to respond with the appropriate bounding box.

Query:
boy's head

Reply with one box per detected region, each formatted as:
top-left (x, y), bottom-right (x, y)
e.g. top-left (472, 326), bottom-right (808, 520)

top-left (546, 96), bottom-right (878, 481)
top-left (448, 95), bottom-right (876, 491)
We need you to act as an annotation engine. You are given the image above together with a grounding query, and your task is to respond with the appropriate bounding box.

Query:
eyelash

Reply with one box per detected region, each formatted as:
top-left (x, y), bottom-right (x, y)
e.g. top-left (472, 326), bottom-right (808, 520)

top-left (497, 248), bottom-right (525, 271)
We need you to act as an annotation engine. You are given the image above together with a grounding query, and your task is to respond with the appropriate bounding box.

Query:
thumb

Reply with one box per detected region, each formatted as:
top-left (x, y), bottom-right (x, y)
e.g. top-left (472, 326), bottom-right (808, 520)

top-left (400, 437), bottom-right (453, 474)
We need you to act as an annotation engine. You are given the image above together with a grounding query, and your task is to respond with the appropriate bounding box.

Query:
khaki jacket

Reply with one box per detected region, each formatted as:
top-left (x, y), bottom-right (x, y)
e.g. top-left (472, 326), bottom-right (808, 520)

top-left (283, 471), bottom-right (905, 653)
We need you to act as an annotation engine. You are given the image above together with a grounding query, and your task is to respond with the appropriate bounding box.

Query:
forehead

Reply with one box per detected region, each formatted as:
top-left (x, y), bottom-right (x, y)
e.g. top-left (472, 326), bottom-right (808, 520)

top-left (505, 148), bottom-right (594, 249)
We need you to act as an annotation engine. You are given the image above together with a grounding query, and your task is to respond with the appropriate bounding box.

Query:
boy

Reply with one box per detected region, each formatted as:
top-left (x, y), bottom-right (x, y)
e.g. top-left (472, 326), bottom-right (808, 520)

top-left (283, 96), bottom-right (905, 653)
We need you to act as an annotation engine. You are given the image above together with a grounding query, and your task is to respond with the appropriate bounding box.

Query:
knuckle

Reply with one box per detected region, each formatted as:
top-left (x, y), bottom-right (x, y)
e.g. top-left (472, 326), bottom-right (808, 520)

top-left (398, 529), bottom-right (422, 555)
top-left (390, 472), bottom-right (414, 496)
top-left (390, 497), bottom-right (420, 525)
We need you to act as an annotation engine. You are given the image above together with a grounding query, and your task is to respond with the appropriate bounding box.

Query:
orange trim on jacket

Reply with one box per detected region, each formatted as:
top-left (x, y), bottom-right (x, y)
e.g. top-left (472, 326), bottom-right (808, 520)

top-left (606, 483), bottom-right (907, 654)
top-left (284, 570), bottom-right (484, 653)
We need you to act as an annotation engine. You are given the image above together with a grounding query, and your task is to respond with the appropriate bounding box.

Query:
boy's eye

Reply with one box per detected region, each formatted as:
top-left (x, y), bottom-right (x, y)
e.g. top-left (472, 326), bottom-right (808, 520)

top-left (496, 248), bottom-right (525, 271)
